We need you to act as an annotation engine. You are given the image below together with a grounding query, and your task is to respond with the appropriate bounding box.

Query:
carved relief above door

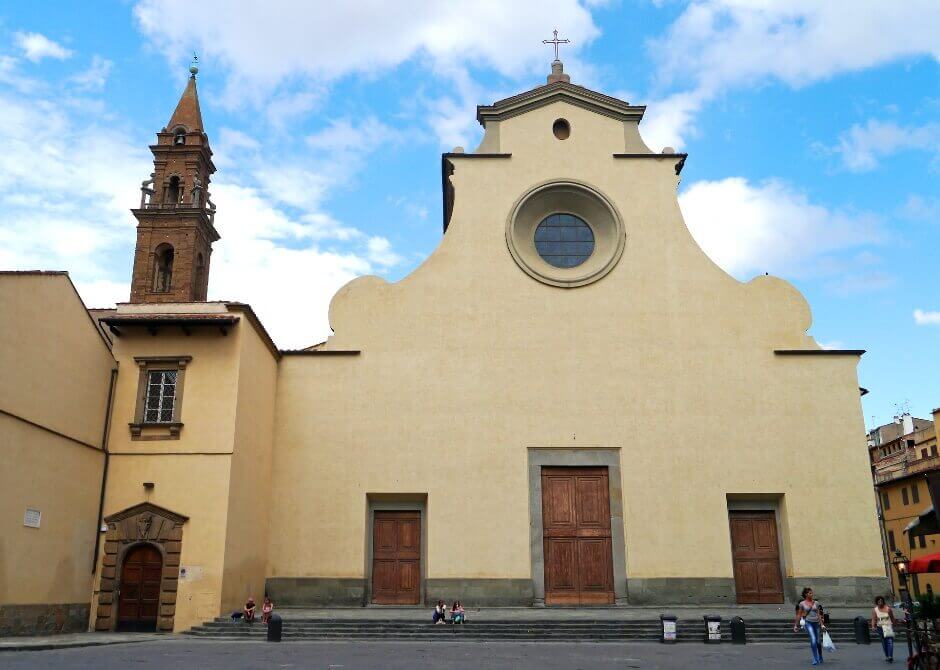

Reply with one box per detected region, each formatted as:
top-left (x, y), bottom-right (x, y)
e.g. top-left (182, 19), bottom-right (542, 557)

top-left (95, 502), bottom-right (188, 632)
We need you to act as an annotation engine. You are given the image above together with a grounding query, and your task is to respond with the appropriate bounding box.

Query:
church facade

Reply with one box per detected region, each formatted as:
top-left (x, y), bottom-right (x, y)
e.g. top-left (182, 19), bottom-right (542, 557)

top-left (0, 60), bottom-right (888, 634)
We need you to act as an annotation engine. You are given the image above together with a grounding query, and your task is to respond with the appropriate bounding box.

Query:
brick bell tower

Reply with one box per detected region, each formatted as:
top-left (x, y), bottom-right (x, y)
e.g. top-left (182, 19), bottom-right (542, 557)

top-left (129, 58), bottom-right (219, 303)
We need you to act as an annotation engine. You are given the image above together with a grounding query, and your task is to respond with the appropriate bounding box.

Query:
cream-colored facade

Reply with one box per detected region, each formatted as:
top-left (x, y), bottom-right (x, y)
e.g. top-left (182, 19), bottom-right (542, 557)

top-left (1, 63), bottom-right (890, 634)
top-left (0, 272), bottom-right (114, 634)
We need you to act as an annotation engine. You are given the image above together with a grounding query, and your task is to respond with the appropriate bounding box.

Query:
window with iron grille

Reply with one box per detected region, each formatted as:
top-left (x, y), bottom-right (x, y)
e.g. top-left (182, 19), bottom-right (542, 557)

top-left (144, 370), bottom-right (177, 423)
top-left (913, 484), bottom-right (920, 504)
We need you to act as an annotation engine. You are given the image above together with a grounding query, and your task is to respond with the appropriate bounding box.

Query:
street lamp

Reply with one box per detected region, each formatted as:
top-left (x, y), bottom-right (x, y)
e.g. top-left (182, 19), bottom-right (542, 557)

top-left (893, 548), bottom-right (917, 659)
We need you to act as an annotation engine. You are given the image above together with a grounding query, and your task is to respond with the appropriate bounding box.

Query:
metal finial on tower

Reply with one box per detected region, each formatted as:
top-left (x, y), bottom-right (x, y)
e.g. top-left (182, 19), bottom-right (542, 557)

top-left (189, 53), bottom-right (199, 77)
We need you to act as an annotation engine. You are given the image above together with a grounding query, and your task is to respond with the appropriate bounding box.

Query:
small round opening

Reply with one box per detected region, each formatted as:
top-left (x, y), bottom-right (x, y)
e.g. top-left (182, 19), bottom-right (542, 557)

top-left (552, 118), bottom-right (570, 140)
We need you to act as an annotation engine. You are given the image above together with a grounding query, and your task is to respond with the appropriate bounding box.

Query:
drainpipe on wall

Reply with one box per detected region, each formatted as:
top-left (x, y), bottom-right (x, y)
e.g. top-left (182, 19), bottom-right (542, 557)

top-left (91, 367), bottom-right (118, 573)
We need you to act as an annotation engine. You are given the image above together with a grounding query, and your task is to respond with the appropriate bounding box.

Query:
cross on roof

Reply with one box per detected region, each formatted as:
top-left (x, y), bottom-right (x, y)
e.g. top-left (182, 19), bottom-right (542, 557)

top-left (542, 29), bottom-right (570, 62)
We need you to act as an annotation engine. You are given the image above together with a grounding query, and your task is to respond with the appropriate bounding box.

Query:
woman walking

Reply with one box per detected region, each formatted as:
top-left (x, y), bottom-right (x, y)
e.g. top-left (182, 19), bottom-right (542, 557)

top-left (870, 596), bottom-right (896, 663)
top-left (793, 587), bottom-right (826, 665)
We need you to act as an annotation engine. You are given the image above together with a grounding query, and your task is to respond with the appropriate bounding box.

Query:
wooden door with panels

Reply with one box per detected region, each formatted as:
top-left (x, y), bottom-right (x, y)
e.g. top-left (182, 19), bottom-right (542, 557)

top-left (371, 511), bottom-right (421, 604)
top-left (117, 544), bottom-right (162, 631)
top-left (542, 467), bottom-right (615, 605)
top-left (729, 511), bottom-right (785, 604)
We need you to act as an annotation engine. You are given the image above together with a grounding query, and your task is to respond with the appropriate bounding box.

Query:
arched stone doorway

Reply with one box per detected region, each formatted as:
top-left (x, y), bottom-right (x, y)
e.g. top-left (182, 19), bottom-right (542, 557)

top-left (117, 544), bottom-right (163, 631)
top-left (95, 503), bottom-right (187, 632)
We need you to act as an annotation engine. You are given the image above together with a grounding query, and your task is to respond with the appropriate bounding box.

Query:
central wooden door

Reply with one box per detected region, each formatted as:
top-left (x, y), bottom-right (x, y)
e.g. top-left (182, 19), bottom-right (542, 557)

top-left (542, 467), bottom-right (615, 605)
top-left (371, 511), bottom-right (421, 604)
top-left (117, 544), bottom-right (162, 631)
top-left (729, 511), bottom-right (784, 604)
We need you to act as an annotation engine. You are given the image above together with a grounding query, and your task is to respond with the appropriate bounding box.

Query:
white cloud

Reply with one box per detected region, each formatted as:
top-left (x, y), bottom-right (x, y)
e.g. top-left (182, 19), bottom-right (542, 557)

top-left (366, 236), bottom-right (404, 268)
top-left (15, 32), bottom-right (73, 62)
top-left (134, 0), bottom-right (601, 147)
top-left (70, 56), bottom-right (115, 91)
top-left (900, 194), bottom-right (940, 222)
top-left (135, 1), bottom-right (599, 90)
top-left (678, 177), bottom-right (883, 282)
top-left (832, 120), bottom-right (940, 172)
top-left (206, 181), bottom-right (375, 347)
top-left (914, 309), bottom-right (940, 325)
top-left (644, 1), bottom-right (940, 149)
top-left (0, 54), bottom-right (405, 348)
top-left (0, 58), bottom-right (146, 289)
top-left (818, 340), bottom-right (845, 351)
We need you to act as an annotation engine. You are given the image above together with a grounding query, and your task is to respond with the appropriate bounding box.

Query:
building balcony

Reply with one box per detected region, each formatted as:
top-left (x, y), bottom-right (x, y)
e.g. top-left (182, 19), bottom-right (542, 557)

top-left (874, 455), bottom-right (940, 485)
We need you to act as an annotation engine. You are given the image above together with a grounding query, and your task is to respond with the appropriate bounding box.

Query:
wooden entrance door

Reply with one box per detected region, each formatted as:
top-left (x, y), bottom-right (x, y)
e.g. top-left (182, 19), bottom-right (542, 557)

top-left (542, 467), bottom-right (615, 605)
top-left (729, 511), bottom-right (785, 604)
top-left (117, 544), bottom-right (162, 631)
top-left (371, 511), bottom-right (421, 604)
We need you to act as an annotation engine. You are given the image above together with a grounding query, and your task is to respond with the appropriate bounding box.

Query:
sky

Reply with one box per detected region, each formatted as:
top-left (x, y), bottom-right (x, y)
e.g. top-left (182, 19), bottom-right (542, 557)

top-left (0, 1), bottom-right (937, 429)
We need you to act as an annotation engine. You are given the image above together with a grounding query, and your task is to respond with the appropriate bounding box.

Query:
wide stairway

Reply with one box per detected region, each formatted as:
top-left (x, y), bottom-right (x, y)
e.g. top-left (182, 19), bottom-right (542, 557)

top-left (185, 615), bottom-right (867, 643)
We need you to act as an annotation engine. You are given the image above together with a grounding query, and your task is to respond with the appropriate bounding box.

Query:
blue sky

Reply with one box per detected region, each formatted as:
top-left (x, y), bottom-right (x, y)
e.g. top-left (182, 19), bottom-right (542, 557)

top-left (0, 1), bottom-right (937, 428)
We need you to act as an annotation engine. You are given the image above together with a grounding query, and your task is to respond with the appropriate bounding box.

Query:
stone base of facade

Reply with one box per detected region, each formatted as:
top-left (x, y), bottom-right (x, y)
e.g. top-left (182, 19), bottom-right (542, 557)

top-left (425, 579), bottom-right (534, 606)
top-left (264, 576), bottom-right (891, 608)
top-left (783, 576), bottom-right (891, 606)
top-left (0, 603), bottom-right (90, 636)
top-left (266, 578), bottom-right (367, 607)
top-left (626, 578), bottom-right (737, 605)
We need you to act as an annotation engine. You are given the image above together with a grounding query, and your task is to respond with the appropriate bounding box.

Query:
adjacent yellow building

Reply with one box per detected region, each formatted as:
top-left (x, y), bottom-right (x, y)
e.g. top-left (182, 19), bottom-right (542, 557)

top-left (1, 60), bottom-right (890, 634)
top-left (871, 412), bottom-right (940, 595)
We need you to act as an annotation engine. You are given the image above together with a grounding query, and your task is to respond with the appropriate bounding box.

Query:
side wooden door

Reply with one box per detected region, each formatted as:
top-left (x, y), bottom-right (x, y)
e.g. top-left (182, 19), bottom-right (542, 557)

top-left (542, 467), bottom-right (615, 605)
top-left (117, 544), bottom-right (162, 631)
top-left (371, 511), bottom-right (421, 605)
top-left (729, 511), bottom-right (785, 604)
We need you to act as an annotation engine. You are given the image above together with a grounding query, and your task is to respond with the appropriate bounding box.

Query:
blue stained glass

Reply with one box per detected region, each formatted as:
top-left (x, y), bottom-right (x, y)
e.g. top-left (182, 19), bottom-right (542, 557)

top-left (534, 214), bottom-right (594, 268)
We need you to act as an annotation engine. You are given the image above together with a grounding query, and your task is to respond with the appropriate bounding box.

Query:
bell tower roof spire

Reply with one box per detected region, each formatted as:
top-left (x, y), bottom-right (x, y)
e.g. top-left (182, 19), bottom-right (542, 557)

top-left (167, 56), bottom-right (204, 133)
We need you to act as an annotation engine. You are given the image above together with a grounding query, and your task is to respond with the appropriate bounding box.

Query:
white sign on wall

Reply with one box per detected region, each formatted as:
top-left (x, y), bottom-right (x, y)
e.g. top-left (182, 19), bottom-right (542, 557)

top-left (23, 508), bottom-right (41, 528)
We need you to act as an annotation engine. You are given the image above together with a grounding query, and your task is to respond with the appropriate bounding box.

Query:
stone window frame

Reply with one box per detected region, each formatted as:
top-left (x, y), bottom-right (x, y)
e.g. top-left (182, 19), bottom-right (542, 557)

top-left (506, 180), bottom-right (625, 289)
top-left (129, 355), bottom-right (191, 440)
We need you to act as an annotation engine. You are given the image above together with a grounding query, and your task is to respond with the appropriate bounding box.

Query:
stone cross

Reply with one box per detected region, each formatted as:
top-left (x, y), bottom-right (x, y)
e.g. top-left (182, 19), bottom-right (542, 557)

top-left (542, 29), bottom-right (570, 62)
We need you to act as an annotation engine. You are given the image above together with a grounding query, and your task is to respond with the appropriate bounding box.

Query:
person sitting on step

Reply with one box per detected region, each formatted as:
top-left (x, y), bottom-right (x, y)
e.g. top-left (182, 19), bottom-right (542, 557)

top-left (432, 599), bottom-right (448, 624)
top-left (451, 600), bottom-right (466, 624)
top-left (262, 595), bottom-right (275, 625)
top-left (244, 597), bottom-right (257, 623)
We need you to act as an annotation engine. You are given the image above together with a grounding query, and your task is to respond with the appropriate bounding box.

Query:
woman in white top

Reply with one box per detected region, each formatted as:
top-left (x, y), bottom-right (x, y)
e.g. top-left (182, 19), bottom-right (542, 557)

top-left (870, 595), bottom-right (897, 663)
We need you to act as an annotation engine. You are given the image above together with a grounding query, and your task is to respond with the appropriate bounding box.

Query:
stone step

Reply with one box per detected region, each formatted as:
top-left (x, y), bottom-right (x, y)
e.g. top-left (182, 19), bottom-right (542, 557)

top-left (184, 616), bottom-right (883, 644)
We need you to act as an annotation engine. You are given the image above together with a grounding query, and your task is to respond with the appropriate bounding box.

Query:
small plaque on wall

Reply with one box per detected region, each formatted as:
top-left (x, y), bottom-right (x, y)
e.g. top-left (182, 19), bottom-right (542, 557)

top-left (24, 508), bottom-right (41, 528)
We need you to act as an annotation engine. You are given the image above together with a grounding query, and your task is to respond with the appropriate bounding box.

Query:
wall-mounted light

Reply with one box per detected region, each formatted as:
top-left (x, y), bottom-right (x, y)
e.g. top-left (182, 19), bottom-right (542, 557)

top-left (143, 482), bottom-right (155, 490)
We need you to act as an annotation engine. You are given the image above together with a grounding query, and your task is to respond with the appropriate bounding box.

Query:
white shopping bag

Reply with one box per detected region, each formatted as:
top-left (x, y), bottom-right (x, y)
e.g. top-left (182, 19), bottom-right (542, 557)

top-left (822, 630), bottom-right (836, 652)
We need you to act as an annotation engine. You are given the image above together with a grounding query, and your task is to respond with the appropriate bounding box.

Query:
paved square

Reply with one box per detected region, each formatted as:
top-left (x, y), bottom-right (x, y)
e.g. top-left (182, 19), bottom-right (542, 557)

top-left (0, 639), bottom-right (901, 669)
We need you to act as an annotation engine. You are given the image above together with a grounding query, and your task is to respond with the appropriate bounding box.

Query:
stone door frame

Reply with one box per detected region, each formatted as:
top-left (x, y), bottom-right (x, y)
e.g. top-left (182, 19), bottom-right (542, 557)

top-left (95, 502), bottom-right (188, 632)
top-left (527, 448), bottom-right (627, 606)
top-left (364, 494), bottom-right (428, 606)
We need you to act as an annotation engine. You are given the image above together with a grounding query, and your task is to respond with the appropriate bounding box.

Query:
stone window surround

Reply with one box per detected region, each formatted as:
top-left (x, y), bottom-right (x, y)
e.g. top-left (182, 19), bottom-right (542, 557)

top-left (129, 355), bottom-right (191, 440)
top-left (506, 179), bottom-right (625, 289)
top-left (527, 448), bottom-right (628, 605)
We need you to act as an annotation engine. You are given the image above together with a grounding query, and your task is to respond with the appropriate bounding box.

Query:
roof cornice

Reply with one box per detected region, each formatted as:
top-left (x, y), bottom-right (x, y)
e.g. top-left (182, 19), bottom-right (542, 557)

top-left (477, 82), bottom-right (645, 126)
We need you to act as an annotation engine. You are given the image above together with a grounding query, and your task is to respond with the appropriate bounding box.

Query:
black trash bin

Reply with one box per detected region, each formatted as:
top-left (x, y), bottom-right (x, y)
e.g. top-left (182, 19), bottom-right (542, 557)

top-left (730, 616), bottom-right (746, 645)
top-left (854, 616), bottom-right (871, 644)
top-left (660, 614), bottom-right (678, 644)
top-left (703, 615), bottom-right (722, 643)
top-left (267, 613), bottom-right (282, 642)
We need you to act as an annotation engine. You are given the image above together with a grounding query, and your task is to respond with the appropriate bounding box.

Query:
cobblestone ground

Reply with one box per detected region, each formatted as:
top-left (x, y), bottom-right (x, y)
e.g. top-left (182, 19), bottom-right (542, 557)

top-left (1, 639), bottom-right (900, 669)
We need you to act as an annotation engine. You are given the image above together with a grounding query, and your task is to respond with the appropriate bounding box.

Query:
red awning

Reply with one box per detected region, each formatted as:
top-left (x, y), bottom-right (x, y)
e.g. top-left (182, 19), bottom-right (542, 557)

top-left (909, 553), bottom-right (940, 574)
